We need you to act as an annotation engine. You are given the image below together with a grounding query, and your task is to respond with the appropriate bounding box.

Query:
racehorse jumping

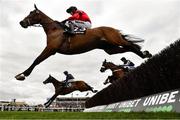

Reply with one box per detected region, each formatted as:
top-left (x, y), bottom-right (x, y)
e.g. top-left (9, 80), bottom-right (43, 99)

top-left (15, 4), bottom-right (152, 81)
top-left (43, 75), bottom-right (98, 108)
top-left (100, 59), bottom-right (128, 85)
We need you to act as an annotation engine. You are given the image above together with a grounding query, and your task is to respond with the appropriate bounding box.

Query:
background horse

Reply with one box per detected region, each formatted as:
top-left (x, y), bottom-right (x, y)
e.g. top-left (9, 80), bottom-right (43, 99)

top-left (100, 59), bottom-right (128, 85)
top-left (43, 75), bottom-right (97, 108)
top-left (15, 4), bottom-right (152, 80)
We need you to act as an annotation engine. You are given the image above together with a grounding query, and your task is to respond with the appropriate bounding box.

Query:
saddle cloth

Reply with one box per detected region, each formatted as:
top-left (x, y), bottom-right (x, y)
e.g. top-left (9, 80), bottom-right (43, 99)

top-left (64, 27), bottom-right (86, 35)
top-left (74, 27), bottom-right (86, 34)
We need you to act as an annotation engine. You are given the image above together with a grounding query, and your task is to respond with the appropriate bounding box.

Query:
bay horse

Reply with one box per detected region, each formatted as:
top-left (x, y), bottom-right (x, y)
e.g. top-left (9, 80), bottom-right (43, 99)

top-left (100, 59), bottom-right (128, 85)
top-left (43, 75), bottom-right (98, 108)
top-left (15, 4), bottom-right (152, 81)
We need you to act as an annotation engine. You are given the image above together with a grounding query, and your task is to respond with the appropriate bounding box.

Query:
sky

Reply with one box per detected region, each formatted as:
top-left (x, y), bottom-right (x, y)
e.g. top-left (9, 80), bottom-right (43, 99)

top-left (0, 0), bottom-right (180, 105)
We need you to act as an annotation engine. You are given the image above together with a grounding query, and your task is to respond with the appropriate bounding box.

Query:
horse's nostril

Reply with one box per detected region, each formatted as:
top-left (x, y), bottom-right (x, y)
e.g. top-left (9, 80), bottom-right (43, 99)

top-left (19, 21), bottom-right (23, 25)
top-left (19, 21), bottom-right (28, 28)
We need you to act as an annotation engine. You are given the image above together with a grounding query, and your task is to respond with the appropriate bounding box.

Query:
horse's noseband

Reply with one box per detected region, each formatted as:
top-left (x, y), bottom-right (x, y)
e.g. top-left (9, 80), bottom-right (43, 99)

top-left (101, 66), bottom-right (106, 69)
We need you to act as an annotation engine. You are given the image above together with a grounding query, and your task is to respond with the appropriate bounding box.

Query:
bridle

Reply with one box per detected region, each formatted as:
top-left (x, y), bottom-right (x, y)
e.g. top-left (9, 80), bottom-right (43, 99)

top-left (24, 18), bottom-right (42, 27)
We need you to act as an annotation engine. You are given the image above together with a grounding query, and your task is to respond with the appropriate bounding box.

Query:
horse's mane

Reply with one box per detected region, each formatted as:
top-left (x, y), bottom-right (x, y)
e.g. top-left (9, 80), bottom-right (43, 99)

top-left (106, 61), bottom-right (115, 65)
top-left (54, 21), bottom-right (67, 29)
top-left (50, 75), bottom-right (64, 83)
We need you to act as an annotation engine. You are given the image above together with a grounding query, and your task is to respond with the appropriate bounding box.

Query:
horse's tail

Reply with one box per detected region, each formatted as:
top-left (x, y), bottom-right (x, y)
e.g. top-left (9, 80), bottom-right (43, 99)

top-left (121, 34), bottom-right (144, 50)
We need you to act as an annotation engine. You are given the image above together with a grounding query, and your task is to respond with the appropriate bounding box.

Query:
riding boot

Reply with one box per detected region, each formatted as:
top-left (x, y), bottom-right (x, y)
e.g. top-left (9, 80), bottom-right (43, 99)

top-left (69, 23), bottom-right (75, 34)
top-left (64, 81), bottom-right (69, 88)
top-left (65, 82), bottom-right (68, 88)
top-left (64, 23), bottom-right (75, 35)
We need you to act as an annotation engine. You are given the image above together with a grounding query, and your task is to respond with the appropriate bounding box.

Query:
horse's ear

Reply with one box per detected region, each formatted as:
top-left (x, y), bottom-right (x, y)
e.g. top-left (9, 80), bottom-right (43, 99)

top-left (104, 59), bottom-right (107, 62)
top-left (49, 74), bottom-right (51, 77)
top-left (34, 4), bottom-right (38, 10)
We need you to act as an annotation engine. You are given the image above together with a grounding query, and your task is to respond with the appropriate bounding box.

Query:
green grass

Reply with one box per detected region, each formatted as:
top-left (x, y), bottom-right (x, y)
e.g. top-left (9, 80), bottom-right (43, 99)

top-left (0, 111), bottom-right (180, 119)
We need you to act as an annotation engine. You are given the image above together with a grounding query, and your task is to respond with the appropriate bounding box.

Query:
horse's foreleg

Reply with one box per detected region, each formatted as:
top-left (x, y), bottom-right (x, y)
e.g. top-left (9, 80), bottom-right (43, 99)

top-left (104, 76), bottom-right (110, 85)
top-left (84, 83), bottom-right (98, 93)
top-left (15, 47), bottom-right (56, 80)
top-left (44, 93), bottom-right (58, 108)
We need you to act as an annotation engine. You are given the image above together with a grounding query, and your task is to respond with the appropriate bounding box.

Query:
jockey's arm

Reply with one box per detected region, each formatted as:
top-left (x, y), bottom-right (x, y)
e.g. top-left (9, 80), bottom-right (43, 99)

top-left (68, 13), bottom-right (80, 20)
top-left (61, 19), bottom-right (68, 23)
top-left (120, 64), bottom-right (129, 67)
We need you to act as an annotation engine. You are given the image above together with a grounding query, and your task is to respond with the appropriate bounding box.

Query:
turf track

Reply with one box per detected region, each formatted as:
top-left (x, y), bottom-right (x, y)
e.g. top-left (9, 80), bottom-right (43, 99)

top-left (0, 111), bottom-right (180, 119)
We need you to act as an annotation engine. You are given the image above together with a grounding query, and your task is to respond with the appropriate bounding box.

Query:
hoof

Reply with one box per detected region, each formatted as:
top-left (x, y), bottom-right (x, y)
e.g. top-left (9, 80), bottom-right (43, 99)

top-left (93, 90), bottom-right (98, 93)
top-left (44, 104), bottom-right (49, 108)
top-left (15, 73), bottom-right (25, 81)
top-left (103, 82), bottom-right (107, 85)
top-left (143, 50), bottom-right (152, 58)
top-left (85, 92), bottom-right (89, 96)
top-left (44, 103), bottom-right (47, 108)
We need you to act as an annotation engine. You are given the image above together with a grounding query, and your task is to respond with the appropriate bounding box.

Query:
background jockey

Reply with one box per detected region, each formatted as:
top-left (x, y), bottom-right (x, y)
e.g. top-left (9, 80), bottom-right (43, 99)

top-left (63, 71), bottom-right (75, 87)
top-left (120, 57), bottom-right (135, 71)
top-left (62, 6), bottom-right (92, 34)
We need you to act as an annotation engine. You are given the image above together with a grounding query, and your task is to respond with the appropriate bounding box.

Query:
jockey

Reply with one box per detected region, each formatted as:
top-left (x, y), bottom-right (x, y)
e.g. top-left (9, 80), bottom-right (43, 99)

top-left (63, 71), bottom-right (75, 87)
top-left (62, 6), bottom-right (92, 34)
top-left (120, 57), bottom-right (135, 71)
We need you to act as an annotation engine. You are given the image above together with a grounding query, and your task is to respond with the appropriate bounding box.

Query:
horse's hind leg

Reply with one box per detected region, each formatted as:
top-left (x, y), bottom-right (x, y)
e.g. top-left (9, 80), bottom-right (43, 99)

top-left (123, 45), bottom-right (145, 58)
top-left (84, 83), bottom-right (98, 93)
top-left (123, 45), bottom-right (152, 58)
top-left (101, 28), bottom-right (152, 58)
top-left (104, 46), bottom-right (130, 55)
top-left (104, 45), bottom-right (149, 58)
top-left (101, 27), bottom-right (130, 46)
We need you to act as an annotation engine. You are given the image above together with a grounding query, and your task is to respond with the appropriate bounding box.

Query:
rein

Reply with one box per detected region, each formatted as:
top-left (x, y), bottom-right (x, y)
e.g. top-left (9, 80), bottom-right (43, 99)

top-left (26, 18), bottom-right (55, 27)
top-left (113, 69), bottom-right (123, 73)
top-left (102, 63), bottom-right (124, 73)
